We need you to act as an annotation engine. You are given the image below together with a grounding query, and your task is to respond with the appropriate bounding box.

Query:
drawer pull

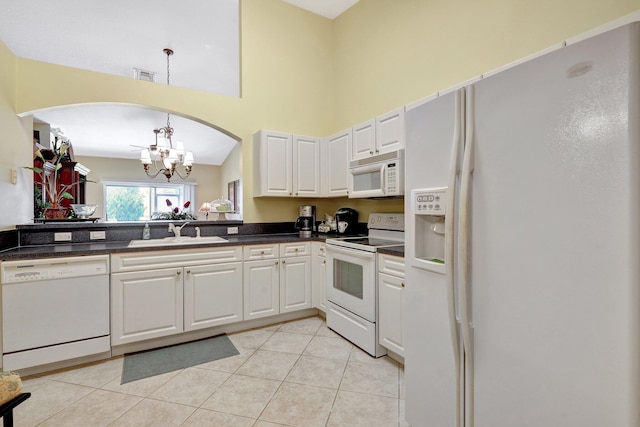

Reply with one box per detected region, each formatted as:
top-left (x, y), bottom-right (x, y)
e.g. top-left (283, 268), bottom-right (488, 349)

top-left (261, 250), bottom-right (265, 255)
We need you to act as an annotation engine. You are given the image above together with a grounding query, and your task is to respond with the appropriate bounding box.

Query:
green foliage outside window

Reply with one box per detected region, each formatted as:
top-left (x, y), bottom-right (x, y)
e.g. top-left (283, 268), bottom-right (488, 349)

top-left (106, 187), bottom-right (145, 221)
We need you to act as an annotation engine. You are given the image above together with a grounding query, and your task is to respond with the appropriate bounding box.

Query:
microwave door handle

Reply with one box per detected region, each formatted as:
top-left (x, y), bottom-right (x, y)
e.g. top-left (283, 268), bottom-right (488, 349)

top-left (381, 163), bottom-right (386, 195)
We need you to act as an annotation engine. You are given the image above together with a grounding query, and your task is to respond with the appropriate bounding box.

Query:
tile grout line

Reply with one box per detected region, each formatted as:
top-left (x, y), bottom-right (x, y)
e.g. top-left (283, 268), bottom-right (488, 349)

top-left (251, 319), bottom-right (321, 425)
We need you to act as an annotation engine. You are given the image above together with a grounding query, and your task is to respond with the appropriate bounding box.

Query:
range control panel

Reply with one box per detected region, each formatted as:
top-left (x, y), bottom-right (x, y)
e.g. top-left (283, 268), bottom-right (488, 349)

top-left (412, 187), bottom-right (447, 216)
top-left (367, 213), bottom-right (404, 231)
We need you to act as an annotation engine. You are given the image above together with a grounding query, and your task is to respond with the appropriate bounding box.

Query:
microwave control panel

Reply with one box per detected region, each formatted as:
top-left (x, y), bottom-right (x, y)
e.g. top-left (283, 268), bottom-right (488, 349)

top-left (412, 187), bottom-right (447, 216)
top-left (385, 162), bottom-right (398, 193)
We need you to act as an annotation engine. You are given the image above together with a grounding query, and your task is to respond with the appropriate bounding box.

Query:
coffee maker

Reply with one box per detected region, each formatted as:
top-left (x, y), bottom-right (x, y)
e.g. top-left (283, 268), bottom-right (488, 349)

top-left (335, 207), bottom-right (358, 235)
top-left (295, 205), bottom-right (316, 238)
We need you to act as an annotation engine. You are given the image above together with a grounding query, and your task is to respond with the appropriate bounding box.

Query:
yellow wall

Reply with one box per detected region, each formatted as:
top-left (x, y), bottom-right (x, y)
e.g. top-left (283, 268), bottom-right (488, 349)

top-left (75, 156), bottom-right (222, 221)
top-left (332, 0), bottom-right (640, 128)
top-left (1, 0), bottom-right (639, 227)
top-left (0, 40), bottom-right (33, 229)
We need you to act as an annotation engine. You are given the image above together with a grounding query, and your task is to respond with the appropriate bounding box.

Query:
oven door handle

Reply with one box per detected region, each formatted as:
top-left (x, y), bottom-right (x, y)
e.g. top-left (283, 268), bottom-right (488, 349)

top-left (326, 245), bottom-right (376, 260)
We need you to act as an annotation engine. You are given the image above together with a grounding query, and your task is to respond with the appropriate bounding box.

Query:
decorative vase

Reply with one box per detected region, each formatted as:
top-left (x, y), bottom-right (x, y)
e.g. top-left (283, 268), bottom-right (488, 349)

top-left (43, 207), bottom-right (69, 220)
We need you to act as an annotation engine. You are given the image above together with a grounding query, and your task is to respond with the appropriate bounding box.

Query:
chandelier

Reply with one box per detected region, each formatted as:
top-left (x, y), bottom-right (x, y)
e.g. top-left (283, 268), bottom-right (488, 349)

top-left (140, 48), bottom-right (194, 181)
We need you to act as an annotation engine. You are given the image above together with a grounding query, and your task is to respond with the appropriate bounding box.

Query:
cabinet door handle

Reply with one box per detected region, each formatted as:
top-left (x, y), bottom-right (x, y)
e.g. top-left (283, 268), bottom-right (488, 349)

top-left (177, 270), bottom-right (182, 276)
top-left (369, 150), bottom-right (373, 155)
top-left (322, 260), bottom-right (326, 264)
top-left (282, 260), bottom-right (286, 264)
top-left (275, 261), bottom-right (279, 266)
top-left (186, 270), bottom-right (191, 274)
top-left (375, 148), bottom-right (379, 153)
top-left (401, 282), bottom-right (405, 288)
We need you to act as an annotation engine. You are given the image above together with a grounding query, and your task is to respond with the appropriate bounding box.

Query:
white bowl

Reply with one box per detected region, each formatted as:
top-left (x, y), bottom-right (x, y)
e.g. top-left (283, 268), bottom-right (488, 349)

top-left (70, 204), bottom-right (98, 219)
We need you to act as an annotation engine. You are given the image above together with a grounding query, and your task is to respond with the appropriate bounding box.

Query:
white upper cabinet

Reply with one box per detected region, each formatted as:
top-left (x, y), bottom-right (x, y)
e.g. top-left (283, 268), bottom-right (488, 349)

top-left (351, 108), bottom-right (405, 161)
top-left (253, 130), bottom-right (321, 197)
top-left (253, 130), bottom-right (293, 197)
top-left (376, 107), bottom-right (405, 154)
top-left (293, 135), bottom-right (322, 197)
top-left (325, 129), bottom-right (351, 197)
top-left (351, 119), bottom-right (376, 160)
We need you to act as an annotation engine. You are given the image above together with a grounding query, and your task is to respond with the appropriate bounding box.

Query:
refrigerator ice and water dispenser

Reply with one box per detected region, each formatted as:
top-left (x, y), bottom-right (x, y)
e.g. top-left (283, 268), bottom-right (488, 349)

top-left (412, 187), bottom-right (447, 274)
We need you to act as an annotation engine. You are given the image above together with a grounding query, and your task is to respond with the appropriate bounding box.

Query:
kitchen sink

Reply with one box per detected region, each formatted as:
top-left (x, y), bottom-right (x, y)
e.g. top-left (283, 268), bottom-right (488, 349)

top-left (128, 236), bottom-right (228, 248)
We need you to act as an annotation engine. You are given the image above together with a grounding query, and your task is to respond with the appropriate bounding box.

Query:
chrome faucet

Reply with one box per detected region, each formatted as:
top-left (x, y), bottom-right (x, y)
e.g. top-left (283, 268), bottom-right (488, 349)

top-left (168, 222), bottom-right (190, 237)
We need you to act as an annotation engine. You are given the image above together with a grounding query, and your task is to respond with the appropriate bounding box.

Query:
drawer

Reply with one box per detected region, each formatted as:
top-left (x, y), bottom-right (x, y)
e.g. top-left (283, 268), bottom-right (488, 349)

top-left (377, 253), bottom-right (405, 278)
top-left (111, 246), bottom-right (242, 273)
top-left (280, 242), bottom-right (311, 257)
top-left (243, 244), bottom-right (279, 261)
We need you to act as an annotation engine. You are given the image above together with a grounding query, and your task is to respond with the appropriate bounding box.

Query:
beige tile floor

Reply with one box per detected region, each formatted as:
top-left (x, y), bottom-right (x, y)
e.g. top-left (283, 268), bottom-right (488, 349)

top-left (15, 316), bottom-right (410, 427)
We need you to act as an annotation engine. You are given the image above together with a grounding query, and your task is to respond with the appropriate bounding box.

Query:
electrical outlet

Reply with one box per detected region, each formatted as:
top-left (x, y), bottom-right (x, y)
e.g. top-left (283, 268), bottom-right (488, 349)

top-left (90, 231), bottom-right (106, 240)
top-left (227, 227), bottom-right (238, 234)
top-left (54, 232), bottom-right (72, 242)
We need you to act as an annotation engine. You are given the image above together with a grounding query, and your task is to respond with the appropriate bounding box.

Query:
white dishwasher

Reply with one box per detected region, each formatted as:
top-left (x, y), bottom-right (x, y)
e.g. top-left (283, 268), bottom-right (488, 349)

top-left (1, 255), bottom-right (111, 372)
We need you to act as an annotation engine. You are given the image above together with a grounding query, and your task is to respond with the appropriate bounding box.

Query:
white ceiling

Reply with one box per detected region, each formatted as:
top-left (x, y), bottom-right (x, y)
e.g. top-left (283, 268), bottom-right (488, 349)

top-left (0, 0), bottom-right (357, 165)
top-left (0, 0), bottom-right (240, 96)
top-left (282, 0), bottom-right (359, 19)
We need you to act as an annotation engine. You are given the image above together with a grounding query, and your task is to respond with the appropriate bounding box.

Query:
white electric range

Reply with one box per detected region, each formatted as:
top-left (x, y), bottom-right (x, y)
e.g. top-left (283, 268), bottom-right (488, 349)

top-left (325, 213), bottom-right (404, 357)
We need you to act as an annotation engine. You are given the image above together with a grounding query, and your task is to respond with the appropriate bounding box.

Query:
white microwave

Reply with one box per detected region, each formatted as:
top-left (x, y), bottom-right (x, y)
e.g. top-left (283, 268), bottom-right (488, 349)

top-left (348, 149), bottom-right (404, 198)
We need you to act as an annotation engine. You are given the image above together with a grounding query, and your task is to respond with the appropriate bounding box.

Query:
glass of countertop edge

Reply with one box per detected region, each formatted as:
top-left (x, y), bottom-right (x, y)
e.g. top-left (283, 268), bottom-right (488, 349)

top-left (127, 236), bottom-right (228, 248)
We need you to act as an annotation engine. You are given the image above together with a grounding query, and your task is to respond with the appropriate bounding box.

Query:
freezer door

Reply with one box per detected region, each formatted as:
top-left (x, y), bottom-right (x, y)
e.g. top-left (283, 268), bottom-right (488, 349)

top-left (405, 90), bottom-right (464, 427)
top-left (467, 23), bottom-right (640, 427)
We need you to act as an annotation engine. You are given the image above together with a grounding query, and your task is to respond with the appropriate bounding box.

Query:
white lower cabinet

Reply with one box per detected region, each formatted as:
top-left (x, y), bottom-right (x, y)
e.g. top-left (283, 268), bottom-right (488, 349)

top-left (243, 242), bottom-right (312, 319)
top-left (243, 258), bottom-right (280, 320)
top-left (377, 253), bottom-right (405, 357)
top-left (312, 242), bottom-right (327, 312)
top-left (184, 262), bottom-right (243, 331)
top-left (111, 243), bottom-right (315, 348)
top-left (111, 267), bottom-right (184, 345)
top-left (111, 247), bottom-right (243, 346)
top-left (280, 255), bottom-right (311, 313)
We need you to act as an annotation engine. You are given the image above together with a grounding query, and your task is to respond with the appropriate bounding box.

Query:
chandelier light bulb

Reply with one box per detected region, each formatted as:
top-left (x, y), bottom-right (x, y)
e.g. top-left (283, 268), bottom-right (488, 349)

top-left (156, 133), bottom-right (168, 149)
top-left (176, 141), bottom-right (185, 156)
top-left (184, 151), bottom-right (194, 166)
top-left (140, 148), bottom-right (152, 164)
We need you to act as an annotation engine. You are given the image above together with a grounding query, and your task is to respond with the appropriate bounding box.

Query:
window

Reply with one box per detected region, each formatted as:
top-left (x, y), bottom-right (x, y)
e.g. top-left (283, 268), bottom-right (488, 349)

top-left (103, 181), bottom-right (196, 222)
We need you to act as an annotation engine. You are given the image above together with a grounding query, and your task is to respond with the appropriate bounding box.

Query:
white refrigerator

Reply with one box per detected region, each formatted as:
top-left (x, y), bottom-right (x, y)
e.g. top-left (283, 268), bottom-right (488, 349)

top-left (404, 22), bottom-right (640, 427)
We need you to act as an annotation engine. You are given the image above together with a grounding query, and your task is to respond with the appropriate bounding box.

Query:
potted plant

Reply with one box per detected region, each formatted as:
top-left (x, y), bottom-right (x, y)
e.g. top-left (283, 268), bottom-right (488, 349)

top-left (26, 136), bottom-right (75, 219)
top-left (151, 199), bottom-right (197, 220)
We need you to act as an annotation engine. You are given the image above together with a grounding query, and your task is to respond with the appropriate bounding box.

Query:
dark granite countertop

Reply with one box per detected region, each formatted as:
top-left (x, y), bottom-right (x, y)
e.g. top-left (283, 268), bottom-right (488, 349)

top-left (0, 233), bottom-right (336, 261)
top-left (377, 245), bottom-right (405, 257)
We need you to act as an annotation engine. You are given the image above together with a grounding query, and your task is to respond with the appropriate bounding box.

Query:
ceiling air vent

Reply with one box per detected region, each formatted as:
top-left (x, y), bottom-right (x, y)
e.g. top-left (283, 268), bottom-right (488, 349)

top-left (133, 68), bottom-right (156, 83)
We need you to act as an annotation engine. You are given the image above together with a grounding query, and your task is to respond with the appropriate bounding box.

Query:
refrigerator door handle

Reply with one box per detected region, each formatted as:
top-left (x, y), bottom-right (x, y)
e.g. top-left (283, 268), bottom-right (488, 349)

top-left (459, 84), bottom-right (475, 427)
top-left (446, 88), bottom-right (465, 427)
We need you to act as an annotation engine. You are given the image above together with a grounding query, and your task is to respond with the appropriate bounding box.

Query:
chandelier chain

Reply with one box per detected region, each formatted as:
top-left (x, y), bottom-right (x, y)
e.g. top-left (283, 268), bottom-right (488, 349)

top-left (140, 47), bottom-right (193, 182)
top-left (166, 49), bottom-right (171, 129)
